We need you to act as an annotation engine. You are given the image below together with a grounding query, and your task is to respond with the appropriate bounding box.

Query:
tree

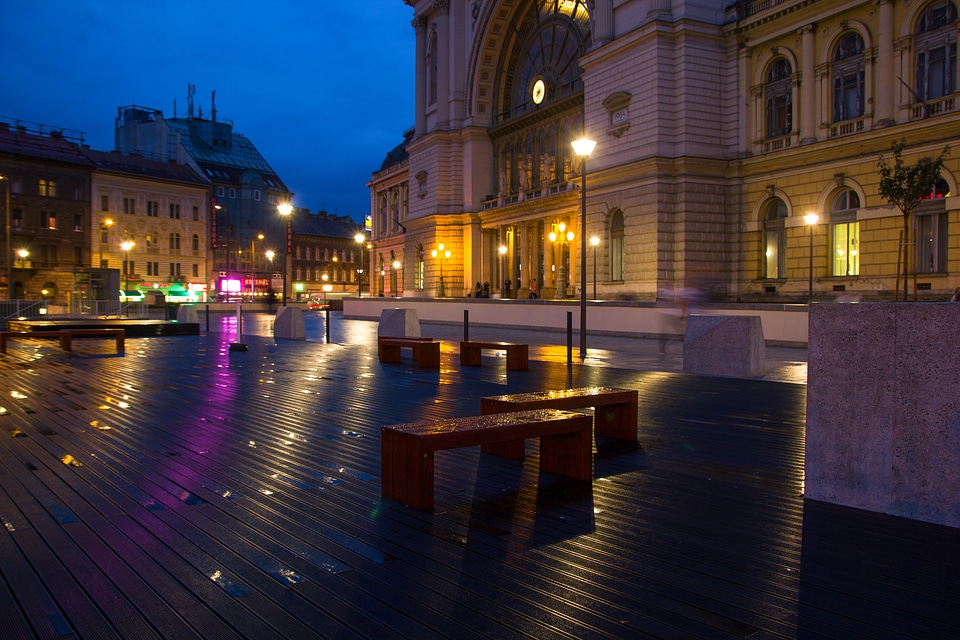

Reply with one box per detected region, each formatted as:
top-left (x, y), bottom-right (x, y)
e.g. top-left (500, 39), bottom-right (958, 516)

top-left (877, 139), bottom-right (949, 301)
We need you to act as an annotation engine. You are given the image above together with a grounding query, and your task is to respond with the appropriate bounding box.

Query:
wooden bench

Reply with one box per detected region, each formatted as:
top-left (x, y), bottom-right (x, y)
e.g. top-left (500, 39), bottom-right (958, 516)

top-left (381, 408), bottom-right (593, 510)
top-left (1, 328), bottom-right (125, 354)
top-left (480, 386), bottom-right (639, 443)
top-left (460, 341), bottom-right (529, 370)
top-left (377, 336), bottom-right (440, 367)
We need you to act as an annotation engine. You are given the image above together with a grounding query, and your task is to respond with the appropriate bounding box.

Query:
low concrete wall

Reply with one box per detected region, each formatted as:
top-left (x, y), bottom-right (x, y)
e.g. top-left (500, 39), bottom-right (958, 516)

top-left (343, 297), bottom-right (810, 346)
top-left (805, 303), bottom-right (960, 528)
top-left (378, 308), bottom-right (421, 337)
top-left (682, 315), bottom-right (766, 378)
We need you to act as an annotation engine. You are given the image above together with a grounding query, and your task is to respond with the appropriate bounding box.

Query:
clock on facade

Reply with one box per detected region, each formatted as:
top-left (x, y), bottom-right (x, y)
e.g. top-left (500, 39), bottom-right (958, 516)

top-left (532, 78), bottom-right (546, 105)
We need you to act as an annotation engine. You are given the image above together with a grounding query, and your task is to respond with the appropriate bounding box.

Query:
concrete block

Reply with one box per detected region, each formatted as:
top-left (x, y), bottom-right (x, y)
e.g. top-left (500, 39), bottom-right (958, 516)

top-left (378, 308), bottom-right (421, 338)
top-left (273, 305), bottom-right (305, 340)
top-left (176, 305), bottom-right (198, 323)
top-left (682, 315), bottom-right (766, 378)
top-left (806, 303), bottom-right (960, 528)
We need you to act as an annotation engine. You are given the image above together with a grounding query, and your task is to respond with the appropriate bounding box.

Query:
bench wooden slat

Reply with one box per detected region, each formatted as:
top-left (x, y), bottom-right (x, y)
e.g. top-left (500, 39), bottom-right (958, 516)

top-left (460, 340), bottom-right (528, 370)
top-left (381, 408), bottom-right (592, 510)
top-left (480, 386), bottom-right (639, 442)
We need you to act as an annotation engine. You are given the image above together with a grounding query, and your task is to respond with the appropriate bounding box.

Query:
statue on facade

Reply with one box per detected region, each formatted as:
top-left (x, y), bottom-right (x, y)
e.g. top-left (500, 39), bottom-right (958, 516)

top-left (498, 167), bottom-right (507, 197)
top-left (518, 160), bottom-right (528, 193)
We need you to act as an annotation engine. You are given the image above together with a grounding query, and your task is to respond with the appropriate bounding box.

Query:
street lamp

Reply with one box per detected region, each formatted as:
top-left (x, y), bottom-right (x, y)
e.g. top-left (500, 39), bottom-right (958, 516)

top-left (321, 273), bottom-right (330, 305)
top-left (572, 137), bottom-right (596, 359)
top-left (431, 243), bottom-right (450, 297)
top-left (121, 240), bottom-right (135, 293)
top-left (392, 260), bottom-right (401, 297)
top-left (354, 233), bottom-right (366, 297)
top-left (548, 223), bottom-right (575, 299)
top-left (590, 236), bottom-right (600, 300)
top-left (277, 203), bottom-right (293, 305)
top-left (16, 248), bottom-right (28, 299)
top-left (804, 213), bottom-right (819, 304)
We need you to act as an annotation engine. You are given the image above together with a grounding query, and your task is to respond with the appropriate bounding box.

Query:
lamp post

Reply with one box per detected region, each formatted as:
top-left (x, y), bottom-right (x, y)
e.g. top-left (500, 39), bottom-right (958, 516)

top-left (354, 233), bottom-right (366, 297)
top-left (590, 236), bottom-right (600, 300)
top-left (548, 223), bottom-right (574, 299)
top-left (16, 248), bottom-right (28, 299)
top-left (804, 213), bottom-right (819, 304)
top-left (392, 260), bottom-right (401, 297)
top-left (498, 244), bottom-right (508, 297)
top-left (121, 240), bottom-right (134, 293)
top-left (277, 203), bottom-right (293, 305)
top-left (1, 175), bottom-right (11, 300)
top-left (572, 137), bottom-right (596, 359)
top-left (431, 243), bottom-right (450, 297)
top-left (99, 218), bottom-right (113, 268)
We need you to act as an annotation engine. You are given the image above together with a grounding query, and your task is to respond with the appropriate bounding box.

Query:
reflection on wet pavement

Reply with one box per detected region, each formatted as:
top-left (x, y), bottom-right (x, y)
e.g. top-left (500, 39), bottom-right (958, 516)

top-left (202, 309), bottom-right (808, 385)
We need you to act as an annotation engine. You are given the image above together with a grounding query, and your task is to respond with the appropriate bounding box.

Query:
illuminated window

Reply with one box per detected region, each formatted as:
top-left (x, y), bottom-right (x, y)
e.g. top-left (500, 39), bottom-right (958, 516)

top-left (39, 179), bottom-right (57, 197)
top-left (763, 199), bottom-right (787, 278)
top-left (831, 190), bottom-right (861, 276)
top-left (42, 211), bottom-right (57, 230)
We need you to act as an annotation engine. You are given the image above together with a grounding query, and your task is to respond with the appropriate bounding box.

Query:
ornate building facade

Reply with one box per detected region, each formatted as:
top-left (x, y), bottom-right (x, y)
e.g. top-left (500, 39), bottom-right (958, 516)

top-left (373, 0), bottom-right (960, 302)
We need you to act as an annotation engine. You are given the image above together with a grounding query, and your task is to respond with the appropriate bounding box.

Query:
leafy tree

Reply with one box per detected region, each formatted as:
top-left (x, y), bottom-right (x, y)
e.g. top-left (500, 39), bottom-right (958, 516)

top-left (877, 140), bottom-right (949, 300)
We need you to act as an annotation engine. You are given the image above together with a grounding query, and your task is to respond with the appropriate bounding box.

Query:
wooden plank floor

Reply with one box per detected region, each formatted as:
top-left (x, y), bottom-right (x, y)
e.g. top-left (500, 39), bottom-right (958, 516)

top-left (0, 333), bottom-right (957, 639)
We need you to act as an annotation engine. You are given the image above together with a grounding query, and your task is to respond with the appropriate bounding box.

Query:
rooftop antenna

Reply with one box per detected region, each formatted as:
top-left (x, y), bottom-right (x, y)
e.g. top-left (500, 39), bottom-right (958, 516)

top-left (211, 90), bottom-right (217, 122)
top-left (173, 98), bottom-right (177, 118)
top-left (187, 83), bottom-right (196, 118)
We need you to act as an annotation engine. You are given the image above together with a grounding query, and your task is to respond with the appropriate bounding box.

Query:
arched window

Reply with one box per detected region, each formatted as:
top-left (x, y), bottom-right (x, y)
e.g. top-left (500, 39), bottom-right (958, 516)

top-left (916, 178), bottom-right (950, 273)
top-left (763, 199), bottom-right (788, 278)
top-left (609, 209), bottom-right (625, 282)
top-left (765, 58), bottom-right (793, 138)
top-left (832, 32), bottom-right (865, 122)
top-left (831, 190), bottom-right (861, 276)
top-left (916, 0), bottom-right (958, 102)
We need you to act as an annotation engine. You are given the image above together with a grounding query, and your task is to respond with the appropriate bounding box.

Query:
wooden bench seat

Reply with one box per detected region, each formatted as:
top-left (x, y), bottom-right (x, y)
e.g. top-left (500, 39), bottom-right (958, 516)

top-left (381, 408), bottom-right (593, 510)
top-left (480, 386), bottom-right (639, 443)
top-left (1, 328), bottom-right (125, 354)
top-left (377, 336), bottom-right (440, 367)
top-left (460, 340), bottom-right (529, 370)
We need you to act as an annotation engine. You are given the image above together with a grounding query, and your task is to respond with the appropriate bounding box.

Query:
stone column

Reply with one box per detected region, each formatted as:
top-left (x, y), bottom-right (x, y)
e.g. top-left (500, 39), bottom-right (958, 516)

top-left (874, 0), bottom-right (895, 127)
top-left (435, 0), bottom-right (450, 128)
top-left (413, 15), bottom-right (427, 138)
top-left (800, 24), bottom-right (817, 144)
top-left (593, 0), bottom-right (614, 46)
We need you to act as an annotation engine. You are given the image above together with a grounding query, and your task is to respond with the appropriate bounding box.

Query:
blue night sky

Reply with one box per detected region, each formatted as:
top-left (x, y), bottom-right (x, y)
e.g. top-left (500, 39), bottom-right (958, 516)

top-left (0, 0), bottom-right (415, 223)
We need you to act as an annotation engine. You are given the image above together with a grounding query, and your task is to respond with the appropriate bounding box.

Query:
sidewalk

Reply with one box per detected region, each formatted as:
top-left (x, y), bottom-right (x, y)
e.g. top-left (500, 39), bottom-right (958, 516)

top-left (209, 310), bottom-right (809, 384)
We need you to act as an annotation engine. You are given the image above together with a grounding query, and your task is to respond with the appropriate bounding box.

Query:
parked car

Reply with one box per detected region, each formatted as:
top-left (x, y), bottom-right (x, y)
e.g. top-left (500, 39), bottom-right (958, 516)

top-left (306, 299), bottom-right (326, 310)
top-left (119, 289), bottom-right (144, 303)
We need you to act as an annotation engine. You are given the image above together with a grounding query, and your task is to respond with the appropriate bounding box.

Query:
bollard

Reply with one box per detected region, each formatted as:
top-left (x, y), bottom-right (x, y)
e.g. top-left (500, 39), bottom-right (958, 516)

top-left (464, 310), bottom-right (469, 341)
top-left (325, 308), bottom-right (330, 343)
top-left (567, 311), bottom-right (573, 365)
top-left (205, 304), bottom-right (210, 331)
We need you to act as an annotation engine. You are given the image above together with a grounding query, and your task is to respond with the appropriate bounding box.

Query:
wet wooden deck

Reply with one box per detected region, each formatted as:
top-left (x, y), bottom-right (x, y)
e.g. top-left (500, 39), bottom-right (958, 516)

top-left (0, 333), bottom-right (957, 639)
